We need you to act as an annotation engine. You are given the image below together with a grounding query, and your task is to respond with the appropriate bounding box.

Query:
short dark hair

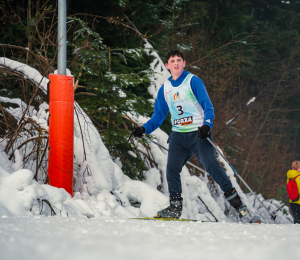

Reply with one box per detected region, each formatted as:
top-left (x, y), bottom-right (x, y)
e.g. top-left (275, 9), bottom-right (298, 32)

top-left (165, 49), bottom-right (185, 63)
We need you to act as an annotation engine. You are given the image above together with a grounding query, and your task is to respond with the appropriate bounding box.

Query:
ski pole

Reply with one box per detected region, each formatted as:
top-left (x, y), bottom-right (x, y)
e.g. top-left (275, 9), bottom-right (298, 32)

top-left (273, 203), bottom-right (286, 214)
top-left (198, 196), bottom-right (218, 222)
top-left (206, 138), bottom-right (276, 220)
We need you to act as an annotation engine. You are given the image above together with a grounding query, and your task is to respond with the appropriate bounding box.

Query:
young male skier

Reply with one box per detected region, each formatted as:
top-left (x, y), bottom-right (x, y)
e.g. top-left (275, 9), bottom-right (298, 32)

top-left (132, 50), bottom-right (249, 219)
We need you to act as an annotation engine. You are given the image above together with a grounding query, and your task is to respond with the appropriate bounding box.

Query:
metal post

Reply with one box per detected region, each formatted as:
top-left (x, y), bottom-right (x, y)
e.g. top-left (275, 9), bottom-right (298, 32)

top-left (57, 0), bottom-right (67, 75)
top-left (47, 0), bottom-right (74, 196)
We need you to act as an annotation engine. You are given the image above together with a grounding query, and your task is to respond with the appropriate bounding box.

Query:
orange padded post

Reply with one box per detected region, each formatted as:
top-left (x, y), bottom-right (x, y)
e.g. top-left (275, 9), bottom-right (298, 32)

top-left (48, 74), bottom-right (74, 196)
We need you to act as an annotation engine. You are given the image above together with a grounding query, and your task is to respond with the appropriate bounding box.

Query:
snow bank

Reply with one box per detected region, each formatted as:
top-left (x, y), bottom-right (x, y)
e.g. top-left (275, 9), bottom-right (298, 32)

top-left (0, 169), bottom-right (47, 215)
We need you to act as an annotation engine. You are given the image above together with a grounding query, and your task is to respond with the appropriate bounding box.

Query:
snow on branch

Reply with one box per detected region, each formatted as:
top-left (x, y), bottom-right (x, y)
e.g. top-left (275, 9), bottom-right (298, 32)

top-left (0, 57), bottom-right (48, 93)
top-left (144, 40), bottom-right (171, 99)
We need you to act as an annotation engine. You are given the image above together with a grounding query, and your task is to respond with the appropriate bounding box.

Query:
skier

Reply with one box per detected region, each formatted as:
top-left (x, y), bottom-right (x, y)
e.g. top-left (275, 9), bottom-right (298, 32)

top-left (249, 216), bottom-right (261, 224)
top-left (287, 161), bottom-right (300, 224)
top-left (132, 49), bottom-right (249, 219)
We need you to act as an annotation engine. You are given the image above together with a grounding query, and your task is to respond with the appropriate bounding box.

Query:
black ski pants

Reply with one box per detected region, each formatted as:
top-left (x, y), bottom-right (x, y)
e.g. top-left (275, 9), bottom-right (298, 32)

top-left (166, 131), bottom-right (233, 198)
top-left (290, 203), bottom-right (300, 224)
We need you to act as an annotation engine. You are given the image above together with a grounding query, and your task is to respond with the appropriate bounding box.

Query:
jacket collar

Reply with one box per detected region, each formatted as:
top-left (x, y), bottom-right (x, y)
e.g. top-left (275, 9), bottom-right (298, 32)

top-left (168, 70), bottom-right (189, 85)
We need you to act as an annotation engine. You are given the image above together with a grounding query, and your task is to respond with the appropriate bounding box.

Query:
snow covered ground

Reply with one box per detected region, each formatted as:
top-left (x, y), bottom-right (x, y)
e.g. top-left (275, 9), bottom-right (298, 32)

top-left (1, 215), bottom-right (299, 260)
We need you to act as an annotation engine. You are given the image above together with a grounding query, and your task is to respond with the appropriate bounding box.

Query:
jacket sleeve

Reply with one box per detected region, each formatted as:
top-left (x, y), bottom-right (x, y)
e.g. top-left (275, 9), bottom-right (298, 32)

top-left (142, 85), bottom-right (169, 134)
top-left (190, 76), bottom-right (214, 129)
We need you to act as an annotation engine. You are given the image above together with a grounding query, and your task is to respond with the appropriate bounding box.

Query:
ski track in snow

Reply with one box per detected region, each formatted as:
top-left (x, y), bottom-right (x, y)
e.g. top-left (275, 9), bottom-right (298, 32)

top-left (1, 216), bottom-right (299, 260)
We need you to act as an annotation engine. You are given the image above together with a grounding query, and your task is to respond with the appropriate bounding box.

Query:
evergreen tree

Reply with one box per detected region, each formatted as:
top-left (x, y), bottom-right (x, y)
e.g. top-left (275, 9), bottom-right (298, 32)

top-left (68, 17), bottom-right (154, 179)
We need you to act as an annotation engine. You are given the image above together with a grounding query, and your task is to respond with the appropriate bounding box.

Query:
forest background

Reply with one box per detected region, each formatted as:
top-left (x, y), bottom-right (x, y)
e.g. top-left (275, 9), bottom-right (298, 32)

top-left (0, 0), bottom-right (300, 204)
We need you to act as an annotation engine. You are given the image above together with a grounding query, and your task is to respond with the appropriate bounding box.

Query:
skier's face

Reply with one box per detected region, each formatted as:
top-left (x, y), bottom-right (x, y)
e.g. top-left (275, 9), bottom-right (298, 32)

top-left (165, 55), bottom-right (186, 80)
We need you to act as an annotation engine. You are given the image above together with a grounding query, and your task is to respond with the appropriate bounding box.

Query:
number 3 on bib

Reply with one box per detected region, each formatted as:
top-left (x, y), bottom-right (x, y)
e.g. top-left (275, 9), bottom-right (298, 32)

top-left (176, 105), bottom-right (184, 115)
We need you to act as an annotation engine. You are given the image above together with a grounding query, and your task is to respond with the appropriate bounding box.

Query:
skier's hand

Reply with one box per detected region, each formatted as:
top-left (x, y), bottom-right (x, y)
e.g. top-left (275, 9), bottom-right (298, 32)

top-left (132, 126), bottom-right (145, 138)
top-left (198, 125), bottom-right (211, 139)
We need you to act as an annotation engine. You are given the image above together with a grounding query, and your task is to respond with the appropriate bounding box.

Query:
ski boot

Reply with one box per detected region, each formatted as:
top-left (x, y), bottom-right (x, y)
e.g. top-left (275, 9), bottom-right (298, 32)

top-left (155, 197), bottom-right (183, 219)
top-left (225, 188), bottom-right (250, 219)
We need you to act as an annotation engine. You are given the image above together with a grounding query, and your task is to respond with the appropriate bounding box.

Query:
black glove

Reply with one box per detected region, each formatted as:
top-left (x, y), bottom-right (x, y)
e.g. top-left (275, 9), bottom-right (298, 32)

top-left (198, 125), bottom-right (211, 139)
top-left (132, 126), bottom-right (145, 138)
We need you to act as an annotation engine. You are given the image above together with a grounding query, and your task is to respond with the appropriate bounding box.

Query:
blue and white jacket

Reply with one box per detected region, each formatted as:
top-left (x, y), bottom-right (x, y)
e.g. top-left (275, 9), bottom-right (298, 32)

top-left (143, 70), bottom-right (214, 134)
